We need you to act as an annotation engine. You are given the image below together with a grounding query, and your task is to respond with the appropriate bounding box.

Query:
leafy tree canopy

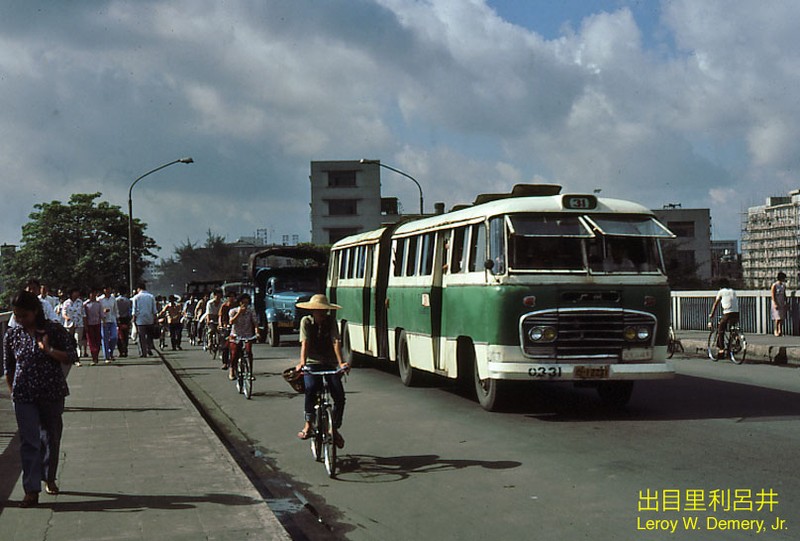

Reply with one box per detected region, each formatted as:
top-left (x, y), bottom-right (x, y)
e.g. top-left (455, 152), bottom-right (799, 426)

top-left (1, 193), bottom-right (157, 301)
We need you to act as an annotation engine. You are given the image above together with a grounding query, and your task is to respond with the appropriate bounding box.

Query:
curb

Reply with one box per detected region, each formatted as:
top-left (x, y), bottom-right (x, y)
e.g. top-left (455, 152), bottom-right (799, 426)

top-left (677, 338), bottom-right (800, 366)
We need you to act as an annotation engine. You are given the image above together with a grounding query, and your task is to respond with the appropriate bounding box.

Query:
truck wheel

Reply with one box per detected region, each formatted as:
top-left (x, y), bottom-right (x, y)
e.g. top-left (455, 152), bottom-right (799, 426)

top-left (267, 322), bottom-right (281, 347)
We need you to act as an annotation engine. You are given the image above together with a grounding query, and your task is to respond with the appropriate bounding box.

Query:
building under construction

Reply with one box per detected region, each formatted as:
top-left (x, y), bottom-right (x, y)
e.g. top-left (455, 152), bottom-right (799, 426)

top-left (742, 191), bottom-right (800, 288)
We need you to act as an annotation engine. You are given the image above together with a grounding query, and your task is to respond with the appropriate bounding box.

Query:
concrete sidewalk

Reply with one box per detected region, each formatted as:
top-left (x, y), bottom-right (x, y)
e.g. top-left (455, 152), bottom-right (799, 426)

top-left (674, 329), bottom-right (800, 365)
top-left (0, 354), bottom-right (289, 540)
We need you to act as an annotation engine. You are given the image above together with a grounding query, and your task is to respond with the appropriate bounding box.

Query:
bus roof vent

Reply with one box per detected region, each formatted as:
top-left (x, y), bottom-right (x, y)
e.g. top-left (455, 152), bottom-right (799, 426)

top-left (511, 184), bottom-right (562, 197)
top-left (473, 183), bottom-right (562, 205)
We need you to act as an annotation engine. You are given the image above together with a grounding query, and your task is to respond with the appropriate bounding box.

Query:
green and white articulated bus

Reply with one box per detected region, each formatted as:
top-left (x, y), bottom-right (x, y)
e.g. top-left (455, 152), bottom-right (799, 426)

top-left (327, 184), bottom-right (676, 411)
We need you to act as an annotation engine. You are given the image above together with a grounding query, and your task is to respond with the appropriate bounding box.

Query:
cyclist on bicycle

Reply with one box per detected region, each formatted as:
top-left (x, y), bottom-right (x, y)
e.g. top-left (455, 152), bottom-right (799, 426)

top-left (202, 290), bottom-right (222, 351)
top-left (228, 293), bottom-right (259, 381)
top-left (294, 294), bottom-right (348, 448)
top-left (183, 295), bottom-right (199, 346)
top-left (709, 278), bottom-right (739, 358)
top-left (218, 291), bottom-right (237, 370)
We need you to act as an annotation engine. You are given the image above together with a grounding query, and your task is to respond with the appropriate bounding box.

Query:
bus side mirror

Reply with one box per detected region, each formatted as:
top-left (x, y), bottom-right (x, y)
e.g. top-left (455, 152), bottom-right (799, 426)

top-left (484, 259), bottom-right (495, 270)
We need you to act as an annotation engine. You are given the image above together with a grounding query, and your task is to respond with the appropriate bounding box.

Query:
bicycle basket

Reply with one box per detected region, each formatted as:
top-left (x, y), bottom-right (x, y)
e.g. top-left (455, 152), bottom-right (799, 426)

top-left (282, 367), bottom-right (305, 393)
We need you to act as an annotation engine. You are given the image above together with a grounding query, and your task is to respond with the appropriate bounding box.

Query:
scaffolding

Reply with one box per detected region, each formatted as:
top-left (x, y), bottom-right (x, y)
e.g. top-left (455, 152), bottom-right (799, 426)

top-left (741, 193), bottom-right (800, 288)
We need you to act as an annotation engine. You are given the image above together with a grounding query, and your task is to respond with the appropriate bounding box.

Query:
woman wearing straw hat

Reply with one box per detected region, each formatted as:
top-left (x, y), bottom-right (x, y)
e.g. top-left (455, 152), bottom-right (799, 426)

top-left (294, 294), bottom-right (349, 448)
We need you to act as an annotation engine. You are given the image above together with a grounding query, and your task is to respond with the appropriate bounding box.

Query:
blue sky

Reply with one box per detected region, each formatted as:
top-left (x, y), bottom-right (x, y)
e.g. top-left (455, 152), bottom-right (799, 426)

top-left (1, 0), bottom-right (798, 256)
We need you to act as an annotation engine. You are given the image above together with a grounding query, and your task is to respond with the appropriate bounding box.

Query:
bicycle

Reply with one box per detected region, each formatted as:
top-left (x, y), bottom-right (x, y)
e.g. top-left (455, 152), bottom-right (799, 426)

top-left (205, 323), bottom-right (219, 359)
top-left (231, 335), bottom-right (257, 399)
top-left (666, 324), bottom-right (684, 359)
top-left (218, 325), bottom-right (231, 367)
top-left (302, 366), bottom-right (347, 478)
top-left (707, 318), bottom-right (747, 364)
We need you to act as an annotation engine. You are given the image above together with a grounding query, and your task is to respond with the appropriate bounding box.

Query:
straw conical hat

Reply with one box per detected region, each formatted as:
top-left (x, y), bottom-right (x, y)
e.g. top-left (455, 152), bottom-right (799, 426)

top-left (296, 294), bottom-right (341, 310)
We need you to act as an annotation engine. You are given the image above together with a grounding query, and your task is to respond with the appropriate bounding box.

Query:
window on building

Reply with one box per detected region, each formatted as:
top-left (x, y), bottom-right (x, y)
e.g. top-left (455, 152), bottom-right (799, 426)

top-left (328, 170), bottom-right (357, 187)
top-left (328, 199), bottom-right (359, 216)
top-left (667, 221), bottom-right (695, 238)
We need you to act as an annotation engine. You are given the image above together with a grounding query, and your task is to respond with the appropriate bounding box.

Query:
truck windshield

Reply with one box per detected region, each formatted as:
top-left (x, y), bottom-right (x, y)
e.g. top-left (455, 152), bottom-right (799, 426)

top-left (273, 278), bottom-right (320, 293)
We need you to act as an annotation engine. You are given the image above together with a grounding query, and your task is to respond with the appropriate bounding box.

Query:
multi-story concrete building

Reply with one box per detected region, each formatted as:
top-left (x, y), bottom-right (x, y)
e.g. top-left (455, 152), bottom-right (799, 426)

top-left (742, 191), bottom-right (800, 288)
top-left (310, 160), bottom-right (405, 245)
top-left (710, 239), bottom-right (742, 285)
top-left (652, 206), bottom-right (712, 286)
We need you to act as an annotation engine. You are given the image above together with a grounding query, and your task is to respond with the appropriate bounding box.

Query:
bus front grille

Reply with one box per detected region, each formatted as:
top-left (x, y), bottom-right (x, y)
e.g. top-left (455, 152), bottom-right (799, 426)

top-left (519, 308), bottom-right (656, 361)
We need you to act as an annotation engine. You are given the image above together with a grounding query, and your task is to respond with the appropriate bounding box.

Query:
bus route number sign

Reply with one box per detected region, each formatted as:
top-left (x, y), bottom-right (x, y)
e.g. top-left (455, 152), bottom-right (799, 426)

top-left (563, 195), bottom-right (597, 210)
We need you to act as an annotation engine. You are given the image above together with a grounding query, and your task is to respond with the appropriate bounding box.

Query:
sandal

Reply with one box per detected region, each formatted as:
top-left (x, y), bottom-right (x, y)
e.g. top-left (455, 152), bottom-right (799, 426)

top-left (297, 430), bottom-right (311, 440)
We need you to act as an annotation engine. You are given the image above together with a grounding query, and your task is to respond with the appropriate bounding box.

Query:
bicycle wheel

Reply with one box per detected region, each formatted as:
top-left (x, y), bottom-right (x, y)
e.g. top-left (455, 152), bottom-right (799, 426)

top-left (322, 407), bottom-right (337, 478)
top-left (729, 331), bottom-right (747, 364)
top-left (707, 330), bottom-right (719, 361)
top-left (212, 332), bottom-right (219, 360)
top-left (236, 355), bottom-right (245, 394)
top-left (243, 350), bottom-right (253, 399)
top-left (311, 409), bottom-right (323, 462)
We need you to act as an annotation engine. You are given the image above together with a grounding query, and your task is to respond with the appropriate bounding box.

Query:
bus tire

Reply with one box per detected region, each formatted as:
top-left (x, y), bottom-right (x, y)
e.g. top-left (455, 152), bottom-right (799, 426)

top-left (597, 381), bottom-right (634, 409)
top-left (397, 331), bottom-right (417, 387)
top-left (473, 352), bottom-right (506, 411)
top-left (267, 322), bottom-right (281, 347)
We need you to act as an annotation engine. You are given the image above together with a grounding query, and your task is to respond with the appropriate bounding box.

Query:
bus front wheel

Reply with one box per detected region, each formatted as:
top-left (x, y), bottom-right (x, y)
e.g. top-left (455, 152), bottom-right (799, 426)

top-left (473, 357), bottom-right (506, 411)
top-left (397, 331), bottom-right (417, 387)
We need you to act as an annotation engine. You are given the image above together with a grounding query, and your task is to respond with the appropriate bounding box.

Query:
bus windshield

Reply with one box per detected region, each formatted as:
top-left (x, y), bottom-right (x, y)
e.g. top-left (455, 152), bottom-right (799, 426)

top-left (507, 213), bottom-right (666, 273)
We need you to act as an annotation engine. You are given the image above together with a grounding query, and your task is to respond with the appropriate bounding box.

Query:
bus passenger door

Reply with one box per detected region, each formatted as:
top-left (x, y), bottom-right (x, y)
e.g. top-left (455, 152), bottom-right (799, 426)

top-left (431, 231), bottom-right (446, 371)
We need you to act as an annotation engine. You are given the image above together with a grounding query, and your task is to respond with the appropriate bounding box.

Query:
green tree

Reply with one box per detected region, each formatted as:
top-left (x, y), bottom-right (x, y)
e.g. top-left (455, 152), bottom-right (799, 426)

top-left (151, 230), bottom-right (244, 295)
top-left (0, 193), bottom-right (157, 302)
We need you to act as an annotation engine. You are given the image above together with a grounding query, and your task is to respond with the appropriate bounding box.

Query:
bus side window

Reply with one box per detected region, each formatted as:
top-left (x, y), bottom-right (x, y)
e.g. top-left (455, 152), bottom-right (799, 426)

top-left (339, 249), bottom-right (349, 279)
top-left (420, 233), bottom-right (434, 276)
top-left (393, 239), bottom-right (405, 277)
top-left (355, 245), bottom-right (366, 279)
top-left (467, 223), bottom-right (487, 272)
top-left (406, 236), bottom-right (419, 276)
top-left (451, 227), bottom-right (467, 273)
top-left (489, 217), bottom-right (506, 274)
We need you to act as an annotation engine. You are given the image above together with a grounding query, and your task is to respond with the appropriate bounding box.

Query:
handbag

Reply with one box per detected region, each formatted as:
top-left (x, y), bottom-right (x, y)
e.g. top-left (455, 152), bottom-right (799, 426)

top-left (282, 367), bottom-right (305, 393)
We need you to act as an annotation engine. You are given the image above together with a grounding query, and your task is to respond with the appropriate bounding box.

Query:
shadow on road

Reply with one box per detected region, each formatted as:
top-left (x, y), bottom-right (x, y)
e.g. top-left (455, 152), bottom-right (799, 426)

top-left (4, 490), bottom-right (263, 512)
top-left (64, 407), bottom-right (181, 413)
top-left (491, 375), bottom-right (800, 422)
top-left (334, 453), bottom-right (521, 483)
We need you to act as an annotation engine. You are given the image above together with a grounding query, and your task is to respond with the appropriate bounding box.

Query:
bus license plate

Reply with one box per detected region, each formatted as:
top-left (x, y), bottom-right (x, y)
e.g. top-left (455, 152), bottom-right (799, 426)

top-left (573, 365), bottom-right (609, 379)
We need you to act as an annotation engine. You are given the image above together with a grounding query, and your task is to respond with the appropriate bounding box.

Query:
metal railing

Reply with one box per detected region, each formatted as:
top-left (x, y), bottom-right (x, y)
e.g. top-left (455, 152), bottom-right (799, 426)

top-left (671, 291), bottom-right (795, 335)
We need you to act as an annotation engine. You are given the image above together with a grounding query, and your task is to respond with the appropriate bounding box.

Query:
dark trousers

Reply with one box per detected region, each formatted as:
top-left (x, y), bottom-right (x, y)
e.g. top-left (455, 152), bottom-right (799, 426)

top-left (117, 317), bottom-right (131, 355)
top-left (304, 370), bottom-right (346, 429)
top-left (136, 324), bottom-right (155, 356)
top-left (14, 399), bottom-right (65, 493)
top-left (717, 312), bottom-right (740, 349)
top-left (169, 322), bottom-right (183, 349)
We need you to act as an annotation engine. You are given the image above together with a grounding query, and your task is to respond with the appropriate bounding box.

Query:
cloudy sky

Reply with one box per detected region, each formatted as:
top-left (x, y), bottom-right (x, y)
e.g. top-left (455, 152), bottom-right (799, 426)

top-left (1, 0), bottom-right (798, 257)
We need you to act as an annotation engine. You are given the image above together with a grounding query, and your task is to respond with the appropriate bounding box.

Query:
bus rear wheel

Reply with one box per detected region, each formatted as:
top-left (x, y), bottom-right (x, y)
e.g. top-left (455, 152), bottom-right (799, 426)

top-left (397, 331), bottom-right (417, 387)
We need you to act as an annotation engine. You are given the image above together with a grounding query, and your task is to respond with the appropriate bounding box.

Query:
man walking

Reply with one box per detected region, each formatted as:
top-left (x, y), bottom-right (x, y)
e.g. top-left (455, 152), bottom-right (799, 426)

top-left (132, 283), bottom-right (157, 358)
top-left (99, 286), bottom-right (119, 363)
top-left (116, 290), bottom-right (132, 357)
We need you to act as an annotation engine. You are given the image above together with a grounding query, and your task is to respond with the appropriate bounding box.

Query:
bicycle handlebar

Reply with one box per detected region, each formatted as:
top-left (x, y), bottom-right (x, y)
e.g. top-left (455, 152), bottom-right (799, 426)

top-left (300, 366), bottom-right (347, 376)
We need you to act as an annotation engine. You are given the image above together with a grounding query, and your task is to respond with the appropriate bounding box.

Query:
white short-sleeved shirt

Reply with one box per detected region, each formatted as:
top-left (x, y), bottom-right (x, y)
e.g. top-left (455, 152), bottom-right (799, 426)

top-left (716, 288), bottom-right (739, 314)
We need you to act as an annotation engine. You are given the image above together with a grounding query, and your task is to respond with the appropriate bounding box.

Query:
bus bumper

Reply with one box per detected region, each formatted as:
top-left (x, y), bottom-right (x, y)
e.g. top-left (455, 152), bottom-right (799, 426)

top-left (486, 361), bottom-right (675, 381)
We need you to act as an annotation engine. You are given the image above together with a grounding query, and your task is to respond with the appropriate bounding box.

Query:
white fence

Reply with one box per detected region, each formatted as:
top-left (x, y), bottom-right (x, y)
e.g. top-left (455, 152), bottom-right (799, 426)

top-left (671, 290), bottom-right (795, 336)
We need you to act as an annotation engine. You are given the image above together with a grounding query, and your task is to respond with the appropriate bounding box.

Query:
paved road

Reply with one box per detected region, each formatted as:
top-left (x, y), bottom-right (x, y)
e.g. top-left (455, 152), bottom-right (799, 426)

top-left (165, 340), bottom-right (800, 541)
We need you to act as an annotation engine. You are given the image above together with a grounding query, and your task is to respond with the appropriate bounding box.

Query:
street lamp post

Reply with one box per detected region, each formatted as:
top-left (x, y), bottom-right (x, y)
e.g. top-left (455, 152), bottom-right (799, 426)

top-left (360, 159), bottom-right (424, 215)
top-left (128, 157), bottom-right (193, 293)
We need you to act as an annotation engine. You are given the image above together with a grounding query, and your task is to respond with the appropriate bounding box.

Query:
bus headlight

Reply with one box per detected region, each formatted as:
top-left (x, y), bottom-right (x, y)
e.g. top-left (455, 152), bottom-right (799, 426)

top-left (529, 326), bottom-right (557, 342)
top-left (623, 326), bottom-right (637, 341)
top-left (636, 327), bottom-right (651, 341)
